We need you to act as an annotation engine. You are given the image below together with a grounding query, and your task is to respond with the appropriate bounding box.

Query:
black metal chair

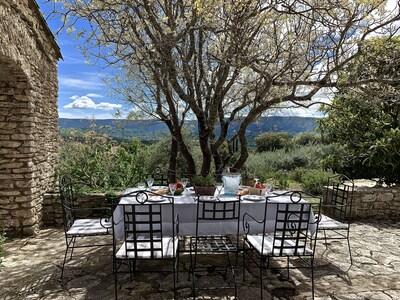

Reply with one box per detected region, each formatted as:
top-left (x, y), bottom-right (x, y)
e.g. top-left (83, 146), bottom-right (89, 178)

top-left (190, 196), bottom-right (241, 299)
top-left (317, 174), bottom-right (355, 264)
top-left (243, 191), bottom-right (321, 299)
top-left (59, 176), bottom-right (113, 279)
top-left (112, 191), bottom-right (179, 299)
top-left (146, 167), bottom-right (169, 186)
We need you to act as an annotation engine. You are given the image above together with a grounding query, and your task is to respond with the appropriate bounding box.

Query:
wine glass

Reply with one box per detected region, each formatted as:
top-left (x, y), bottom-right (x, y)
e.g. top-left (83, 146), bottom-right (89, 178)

top-left (181, 178), bottom-right (189, 191)
top-left (147, 177), bottom-right (154, 189)
top-left (169, 183), bottom-right (177, 196)
top-left (215, 182), bottom-right (223, 196)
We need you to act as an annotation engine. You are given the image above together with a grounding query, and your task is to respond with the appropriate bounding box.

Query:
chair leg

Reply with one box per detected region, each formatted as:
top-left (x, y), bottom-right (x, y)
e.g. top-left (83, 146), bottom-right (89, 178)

top-left (323, 230), bottom-right (328, 249)
top-left (114, 259), bottom-right (118, 300)
top-left (347, 236), bottom-right (353, 265)
top-left (311, 262), bottom-right (315, 300)
top-left (260, 255), bottom-right (263, 300)
top-left (69, 236), bottom-right (77, 259)
top-left (61, 245), bottom-right (69, 279)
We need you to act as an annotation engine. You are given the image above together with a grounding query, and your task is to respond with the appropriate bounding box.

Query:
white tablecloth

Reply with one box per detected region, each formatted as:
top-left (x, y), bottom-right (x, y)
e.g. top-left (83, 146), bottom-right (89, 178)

top-left (113, 188), bottom-right (317, 238)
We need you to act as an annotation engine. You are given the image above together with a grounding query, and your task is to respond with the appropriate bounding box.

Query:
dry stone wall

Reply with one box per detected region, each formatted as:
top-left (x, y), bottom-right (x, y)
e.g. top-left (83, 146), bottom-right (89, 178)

top-left (352, 186), bottom-right (400, 220)
top-left (0, 0), bottom-right (61, 235)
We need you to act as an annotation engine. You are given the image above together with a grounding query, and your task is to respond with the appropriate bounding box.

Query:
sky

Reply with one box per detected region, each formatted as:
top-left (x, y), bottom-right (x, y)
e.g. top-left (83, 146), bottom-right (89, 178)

top-left (36, 0), bottom-right (398, 120)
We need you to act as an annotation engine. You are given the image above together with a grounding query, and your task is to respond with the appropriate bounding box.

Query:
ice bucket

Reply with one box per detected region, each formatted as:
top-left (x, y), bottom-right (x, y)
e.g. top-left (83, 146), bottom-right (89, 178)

top-left (222, 173), bottom-right (241, 195)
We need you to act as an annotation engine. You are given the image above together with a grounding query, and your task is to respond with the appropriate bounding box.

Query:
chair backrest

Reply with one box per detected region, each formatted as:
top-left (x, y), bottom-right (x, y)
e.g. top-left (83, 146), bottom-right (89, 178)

top-left (117, 192), bottom-right (175, 259)
top-left (59, 175), bottom-right (75, 232)
top-left (147, 167), bottom-right (169, 186)
top-left (324, 174), bottom-right (354, 222)
top-left (265, 191), bottom-right (321, 257)
top-left (195, 198), bottom-right (241, 235)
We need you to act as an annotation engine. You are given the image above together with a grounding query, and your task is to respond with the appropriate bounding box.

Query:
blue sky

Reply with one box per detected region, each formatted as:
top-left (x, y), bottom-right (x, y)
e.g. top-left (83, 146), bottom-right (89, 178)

top-left (38, 1), bottom-right (126, 119)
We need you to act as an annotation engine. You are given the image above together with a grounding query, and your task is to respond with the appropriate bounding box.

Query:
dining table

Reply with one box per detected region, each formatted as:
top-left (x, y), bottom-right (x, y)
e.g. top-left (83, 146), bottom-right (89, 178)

top-left (113, 187), bottom-right (318, 239)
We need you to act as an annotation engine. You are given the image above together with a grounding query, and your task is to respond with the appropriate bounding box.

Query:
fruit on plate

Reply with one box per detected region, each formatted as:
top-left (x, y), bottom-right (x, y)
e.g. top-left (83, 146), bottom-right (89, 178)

top-left (176, 181), bottom-right (183, 189)
top-left (255, 183), bottom-right (266, 189)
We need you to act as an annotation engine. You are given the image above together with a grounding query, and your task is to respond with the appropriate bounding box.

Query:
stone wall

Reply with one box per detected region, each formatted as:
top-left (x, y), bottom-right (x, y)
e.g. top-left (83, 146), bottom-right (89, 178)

top-left (352, 186), bottom-right (400, 220)
top-left (0, 0), bottom-right (61, 235)
top-left (42, 193), bottom-right (113, 227)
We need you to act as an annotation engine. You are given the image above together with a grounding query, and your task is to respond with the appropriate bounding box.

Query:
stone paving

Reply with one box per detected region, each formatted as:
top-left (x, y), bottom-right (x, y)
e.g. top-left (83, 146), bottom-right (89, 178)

top-left (1, 221), bottom-right (400, 300)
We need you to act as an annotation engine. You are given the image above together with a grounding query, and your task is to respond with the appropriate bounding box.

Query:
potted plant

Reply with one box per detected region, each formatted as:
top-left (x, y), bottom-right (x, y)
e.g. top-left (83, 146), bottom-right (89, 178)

top-left (192, 175), bottom-right (216, 196)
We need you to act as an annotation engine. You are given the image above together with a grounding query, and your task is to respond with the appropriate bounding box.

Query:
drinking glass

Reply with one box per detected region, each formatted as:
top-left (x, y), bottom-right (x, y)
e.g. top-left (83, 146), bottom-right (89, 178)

top-left (147, 177), bottom-right (154, 189)
top-left (169, 183), bottom-right (177, 196)
top-left (181, 178), bottom-right (189, 190)
top-left (265, 184), bottom-right (272, 195)
top-left (215, 182), bottom-right (223, 195)
top-left (137, 182), bottom-right (145, 190)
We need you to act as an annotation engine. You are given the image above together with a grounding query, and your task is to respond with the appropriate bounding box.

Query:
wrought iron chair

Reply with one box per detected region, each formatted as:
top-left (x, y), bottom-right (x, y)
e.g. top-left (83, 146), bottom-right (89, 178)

top-left (243, 191), bottom-right (321, 299)
top-left (146, 167), bottom-right (169, 186)
top-left (112, 191), bottom-right (179, 299)
top-left (317, 174), bottom-right (355, 264)
top-left (190, 196), bottom-right (241, 299)
top-left (59, 176), bottom-right (113, 279)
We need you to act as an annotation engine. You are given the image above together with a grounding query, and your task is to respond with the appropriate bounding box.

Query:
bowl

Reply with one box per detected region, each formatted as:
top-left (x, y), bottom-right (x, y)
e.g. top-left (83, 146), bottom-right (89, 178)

top-left (174, 189), bottom-right (184, 196)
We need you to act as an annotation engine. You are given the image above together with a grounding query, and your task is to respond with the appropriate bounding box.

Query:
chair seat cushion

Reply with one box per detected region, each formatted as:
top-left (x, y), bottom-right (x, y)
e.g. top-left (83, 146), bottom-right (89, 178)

top-left (116, 236), bottom-right (178, 259)
top-left (67, 218), bottom-right (111, 236)
top-left (247, 234), bottom-right (313, 256)
top-left (318, 214), bottom-right (349, 230)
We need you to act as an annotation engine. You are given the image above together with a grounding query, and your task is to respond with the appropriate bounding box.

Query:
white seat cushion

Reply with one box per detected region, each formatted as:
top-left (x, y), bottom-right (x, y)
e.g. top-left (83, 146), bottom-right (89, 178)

top-left (116, 236), bottom-right (179, 259)
top-left (247, 234), bottom-right (313, 256)
top-left (318, 214), bottom-right (349, 230)
top-left (67, 218), bottom-right (111, 236)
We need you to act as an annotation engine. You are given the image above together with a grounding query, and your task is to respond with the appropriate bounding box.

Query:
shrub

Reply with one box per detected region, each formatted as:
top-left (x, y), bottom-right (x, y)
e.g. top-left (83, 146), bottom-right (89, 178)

top-left (300, 169), bottom-right (333, 195)
top-left (293, 132), bottom-right (321, 146)
top-left (271, 170), bottom-right (290, 189)
top-left (59, 132), bottom-right (145, 192)
top-left (255, 132), bottom-right (292, 152)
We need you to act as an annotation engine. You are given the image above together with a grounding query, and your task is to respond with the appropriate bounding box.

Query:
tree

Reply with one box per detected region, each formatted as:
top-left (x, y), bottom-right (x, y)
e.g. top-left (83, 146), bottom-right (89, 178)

top-left (319, 36), bottom-right (400, 185)
top-left (52, 0), bottom-right (400, 179)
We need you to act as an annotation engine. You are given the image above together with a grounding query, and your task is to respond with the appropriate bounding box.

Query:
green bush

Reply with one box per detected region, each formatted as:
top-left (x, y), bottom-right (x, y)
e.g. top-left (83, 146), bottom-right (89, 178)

top-left (271, 170), bottom-right (290, 189)
top-left (255, 132), bottom-right (292, 152)
top-left (300, 169), bottom-right (333, 195)
top-left (293, 132), bottom-right (321, 146)
top-left (59, 132), bottom-right (145, 192)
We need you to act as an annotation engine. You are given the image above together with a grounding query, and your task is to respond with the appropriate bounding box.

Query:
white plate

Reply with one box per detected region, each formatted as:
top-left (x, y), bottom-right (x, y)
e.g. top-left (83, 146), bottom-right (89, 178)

top-left (148, 196), bottom-right (166, 202)
top-left (242, 195), bottom-right (265, 201)
top-left (151, 186), bottom-right (168, 191)
top-left (198, 196), bottom-right (216, 201)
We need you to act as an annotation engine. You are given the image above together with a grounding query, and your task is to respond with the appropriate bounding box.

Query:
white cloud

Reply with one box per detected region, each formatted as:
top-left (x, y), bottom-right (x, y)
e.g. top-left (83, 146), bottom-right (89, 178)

top-left (63, 95), bottom-right (122, 111)
top-left (86, 93), bottom-right (104, 98)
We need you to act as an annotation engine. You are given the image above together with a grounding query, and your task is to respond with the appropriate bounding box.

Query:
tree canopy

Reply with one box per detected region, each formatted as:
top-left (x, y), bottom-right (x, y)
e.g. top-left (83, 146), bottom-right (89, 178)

top-left (319, 36), bottom-right (400, 185)
top-left (52, 0), bottom-right (400, 179)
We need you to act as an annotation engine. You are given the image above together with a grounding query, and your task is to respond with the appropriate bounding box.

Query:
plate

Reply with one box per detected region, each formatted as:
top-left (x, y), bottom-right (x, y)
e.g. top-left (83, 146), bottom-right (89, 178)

top-left (148, 196), bottom-right (166, 202)
top-left (151, 186), bottom-right (168, 191)
top-left (242, 195), bottom-right (265, 201)
top-left (198, 196), bottom-right (216, 201)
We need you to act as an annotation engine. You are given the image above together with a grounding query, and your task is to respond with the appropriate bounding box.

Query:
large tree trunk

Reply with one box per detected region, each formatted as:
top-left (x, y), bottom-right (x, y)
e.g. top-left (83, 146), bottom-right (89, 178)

top-left (168, 136), bottom-right (178, 183)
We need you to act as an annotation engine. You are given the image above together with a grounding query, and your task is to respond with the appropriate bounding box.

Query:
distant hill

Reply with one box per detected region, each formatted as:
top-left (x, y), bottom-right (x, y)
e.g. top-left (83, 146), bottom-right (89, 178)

top-left (59, 116), bottom-right (319, 143)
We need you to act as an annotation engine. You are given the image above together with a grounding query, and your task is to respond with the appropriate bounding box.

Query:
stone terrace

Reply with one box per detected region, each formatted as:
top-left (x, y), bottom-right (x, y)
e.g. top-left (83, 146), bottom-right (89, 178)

top-left (1, 221), bottom-right (399, 300)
